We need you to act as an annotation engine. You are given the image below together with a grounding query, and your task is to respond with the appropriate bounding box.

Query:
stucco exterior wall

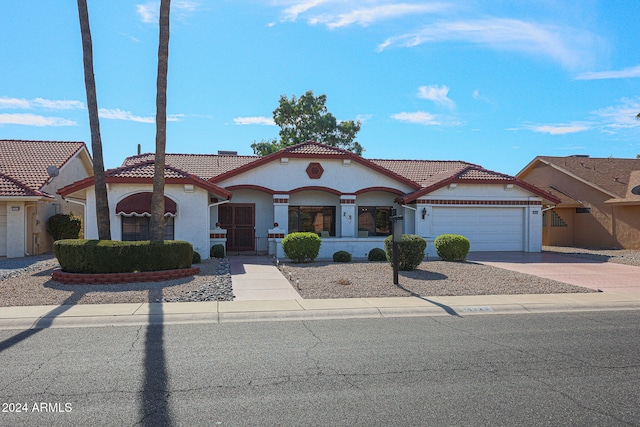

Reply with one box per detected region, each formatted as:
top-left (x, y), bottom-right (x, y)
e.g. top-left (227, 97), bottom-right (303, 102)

top-left (522, 163), bottom-right (620, 248)
top-left (220, 158), bottom-right (415, 194)
top-left (38, 151), bottom-right (91, 253)
top-left (85, 183), bottom-right (212, 259)
top-left (612, 205), bottom-right (640, 249)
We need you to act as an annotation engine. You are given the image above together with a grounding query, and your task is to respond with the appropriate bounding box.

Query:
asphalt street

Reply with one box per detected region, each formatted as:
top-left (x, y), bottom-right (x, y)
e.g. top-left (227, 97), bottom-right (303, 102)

top-left (1, 311), bottom-right (639, 426)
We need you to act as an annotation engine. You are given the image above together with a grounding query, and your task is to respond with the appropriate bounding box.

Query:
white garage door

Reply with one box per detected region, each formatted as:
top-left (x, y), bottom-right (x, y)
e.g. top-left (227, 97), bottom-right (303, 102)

top-left (432, 207), bottom-right (525, 251)
top-left (0, 203), bottom-right (6, 257)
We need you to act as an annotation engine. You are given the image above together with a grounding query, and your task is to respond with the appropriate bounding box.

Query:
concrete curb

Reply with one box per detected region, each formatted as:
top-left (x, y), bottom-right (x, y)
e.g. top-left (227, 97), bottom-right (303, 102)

top-left (0, 293), bottom-right (639, 330)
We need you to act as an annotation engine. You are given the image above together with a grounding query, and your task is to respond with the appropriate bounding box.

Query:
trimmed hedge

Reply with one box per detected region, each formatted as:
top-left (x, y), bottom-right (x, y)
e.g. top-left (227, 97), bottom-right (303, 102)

top-left (192, 251), bottom-right (202, 264)
top-left (282, 232), bottom-right (321, 263)
top-left (434, 234), bottom-right (470, 261)
top-left (47, 213), bottom-right (82, 241)
top-left (367, 247), bottom-right (387, 261)
top-left (333, 250), bottom-right (352, 262)
top-left (54, 239), bottom-right (194, 274)
top-left (384, 234), bottom-right (426, 271)
top-left (210, 244), bottom-right (225, 258)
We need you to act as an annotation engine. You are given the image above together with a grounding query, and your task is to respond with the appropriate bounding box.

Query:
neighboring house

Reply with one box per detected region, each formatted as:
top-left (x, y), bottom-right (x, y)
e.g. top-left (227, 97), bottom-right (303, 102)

top-left (0, 140), bottom-right (93, 257)
top-left (517, 155), bottom-right (640, 249)
top-left (59, 141), bottom-right (557, 259)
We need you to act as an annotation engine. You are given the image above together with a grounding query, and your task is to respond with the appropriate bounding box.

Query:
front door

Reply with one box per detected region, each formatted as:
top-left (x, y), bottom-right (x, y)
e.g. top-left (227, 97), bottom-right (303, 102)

top-left (219, 204), bottom-right (255, 252)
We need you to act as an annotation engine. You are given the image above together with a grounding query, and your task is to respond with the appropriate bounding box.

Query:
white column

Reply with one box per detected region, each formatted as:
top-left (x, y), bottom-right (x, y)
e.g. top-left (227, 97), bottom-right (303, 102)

top-left (340, 195), bottom-right (356, 238)
top-left (7, 202), bottom-right (25, 258)
top-left (415, 201), bottom-right (432, 238)
top-left (526, 200), bottom-right (543, 252)
top-left (273, 194), bottom-right (289, 234)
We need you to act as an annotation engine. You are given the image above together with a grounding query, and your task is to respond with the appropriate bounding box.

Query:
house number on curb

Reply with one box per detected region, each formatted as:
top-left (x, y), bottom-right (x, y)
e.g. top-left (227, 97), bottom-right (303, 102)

top-left (459, 306), bottom-right (494, 313)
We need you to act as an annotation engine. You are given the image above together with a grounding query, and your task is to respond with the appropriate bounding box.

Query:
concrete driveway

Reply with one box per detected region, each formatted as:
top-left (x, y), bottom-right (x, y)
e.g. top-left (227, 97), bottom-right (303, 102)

top-left (467, 252), bottom-right (640, 293)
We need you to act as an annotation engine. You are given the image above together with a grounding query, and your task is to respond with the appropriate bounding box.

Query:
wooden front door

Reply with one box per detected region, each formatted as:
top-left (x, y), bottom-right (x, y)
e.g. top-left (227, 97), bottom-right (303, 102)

top-left (219, 204), bottom-right (255, 252)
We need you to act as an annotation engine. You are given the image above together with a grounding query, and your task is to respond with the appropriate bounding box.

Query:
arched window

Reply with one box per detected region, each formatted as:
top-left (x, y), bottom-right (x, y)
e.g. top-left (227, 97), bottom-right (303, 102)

top-left (116, 193), bottom-right (176, 241)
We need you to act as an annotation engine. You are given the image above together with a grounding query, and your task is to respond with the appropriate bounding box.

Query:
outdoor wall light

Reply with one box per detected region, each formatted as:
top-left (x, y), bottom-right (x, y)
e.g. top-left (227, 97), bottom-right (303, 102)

top-left (421, 207), bottom-right (427, 220)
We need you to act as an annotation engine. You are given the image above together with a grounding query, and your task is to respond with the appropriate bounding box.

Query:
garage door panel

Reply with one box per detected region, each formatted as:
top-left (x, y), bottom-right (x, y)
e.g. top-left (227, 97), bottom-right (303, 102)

top-left (432, 207), bottom-right (524, 251)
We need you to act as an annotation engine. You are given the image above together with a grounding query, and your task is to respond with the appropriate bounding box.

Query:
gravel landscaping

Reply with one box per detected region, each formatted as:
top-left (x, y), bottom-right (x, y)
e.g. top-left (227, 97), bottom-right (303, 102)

top-left (282, 259), bottom-right (595, 299)
top-left (2, 246), bottom-right (639, 306)
top-left (0, 256), bottom-right (233, 307)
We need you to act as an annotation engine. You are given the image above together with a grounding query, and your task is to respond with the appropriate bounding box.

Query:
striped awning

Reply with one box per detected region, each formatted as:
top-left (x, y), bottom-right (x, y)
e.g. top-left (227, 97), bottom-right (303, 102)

top-left (115, 192), bottom-right (176, 217)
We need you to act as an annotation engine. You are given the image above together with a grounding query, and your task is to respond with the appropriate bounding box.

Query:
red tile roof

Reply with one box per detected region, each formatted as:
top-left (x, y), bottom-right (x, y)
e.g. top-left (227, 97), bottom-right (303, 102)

top-left (0, 140), bottom-right (87, 197)
top-left (58, 161), bottom-right (232, 199)
top-left (0, 172), bottom-right (49, 198)
top-left (369, 159), bottom-right (477, 186)
top-left (122, 153), bottom-right (259, 180)
top-left (116, 141), bottom-right (555, 202)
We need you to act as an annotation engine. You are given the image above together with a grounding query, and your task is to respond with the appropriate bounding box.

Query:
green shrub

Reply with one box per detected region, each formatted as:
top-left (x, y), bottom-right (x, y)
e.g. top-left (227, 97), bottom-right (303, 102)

top-left (333, 250), bottom-right (352, 262)
top-left (434, 234), bottom-right (470, 261)
top-left (47, 213), bottom-right (81, 241)
top-left (54, 239), bottom-right (193, 273)
top-left (282, 232), bottom-right (321, 263)
top-left (384, 234), bottom-right (426, 271)
top-left (210, 244), bottom-right (225, 258)
top-left (367, 247), bottom-right (387, 261)
top-left (192, 251), bottom-right (201, 264)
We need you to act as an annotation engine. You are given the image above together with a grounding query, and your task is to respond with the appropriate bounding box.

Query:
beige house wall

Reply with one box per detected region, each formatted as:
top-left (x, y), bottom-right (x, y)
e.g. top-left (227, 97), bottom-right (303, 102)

top-left (523, 162), bottom-right (640, 249)
top-left (612, 205), bottom-right (640, 249)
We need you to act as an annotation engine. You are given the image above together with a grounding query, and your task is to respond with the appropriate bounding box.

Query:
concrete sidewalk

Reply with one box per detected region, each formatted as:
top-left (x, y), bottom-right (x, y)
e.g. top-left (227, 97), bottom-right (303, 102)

top-left (1, 292), bottom-right (639, 330)
top-left (229, 256), bottom-right (301, 300)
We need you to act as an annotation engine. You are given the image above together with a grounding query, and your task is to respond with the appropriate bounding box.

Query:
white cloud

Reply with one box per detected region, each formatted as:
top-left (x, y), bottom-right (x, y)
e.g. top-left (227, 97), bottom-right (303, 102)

top-left (233, 116), bottom-right (276, 126)
top-left (309, 3), bottom-right (449, 29)
top-left (281, 0), bottom-right (328, 22)
top-left (378, 18), bottom-right (598, 70)
top-left (32, 98), bottom-right (84, 110)
top-left (575, 65), bottom-right (640, 80)
top-left (391, 111), bottom-right (440, 125)
top-left (136, 2), bottom-right (158, 23)
top-left (525, 124), bottom-right (590, 135)
top-left (0, 113), bottom-right (77, 127)
top-left (136, 1), bottom-right (199, 23)
top-left (417, 85), bottom-right (455, 109)
top-left (99, 108), bottom-right (154, 123)
top-left (99, 108), bottom-right (182, 123)
top-left (0, 97), bottom-right (84, 110)
top-left (0, 97), bottom-right (31, 109)
top-left (592, 98), bottom-right (640, 130)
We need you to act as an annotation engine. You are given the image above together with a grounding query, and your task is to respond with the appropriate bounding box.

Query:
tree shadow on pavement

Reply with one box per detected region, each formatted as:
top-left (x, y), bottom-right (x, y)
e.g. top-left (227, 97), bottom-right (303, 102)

top-left (138, 288), bottom-right (171, 426)
top-left (0, 290), bottom-right (86, 353)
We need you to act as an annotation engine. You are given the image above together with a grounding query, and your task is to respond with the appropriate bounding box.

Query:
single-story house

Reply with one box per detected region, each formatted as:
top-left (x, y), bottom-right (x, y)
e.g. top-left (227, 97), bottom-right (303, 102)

top-left (59, 141), bottom-right (558, 259)
top-left (517, 155), bottom-right (640, 249)
top-left (0, 140), bottom-right (93, 257)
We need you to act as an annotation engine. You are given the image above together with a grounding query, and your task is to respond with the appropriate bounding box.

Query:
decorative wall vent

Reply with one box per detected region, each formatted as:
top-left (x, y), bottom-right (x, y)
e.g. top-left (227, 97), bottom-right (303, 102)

top-left (306, 162), bottom-right (324, 179)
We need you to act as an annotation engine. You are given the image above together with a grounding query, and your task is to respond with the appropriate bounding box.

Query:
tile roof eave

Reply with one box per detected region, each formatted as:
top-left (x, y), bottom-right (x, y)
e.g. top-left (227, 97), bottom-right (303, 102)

top-left (58, 172), bottom-right (232, 200)
top-left (395, 175), bottom-right (560, 204)
top-left (0, 195), bottom-right (54, 202)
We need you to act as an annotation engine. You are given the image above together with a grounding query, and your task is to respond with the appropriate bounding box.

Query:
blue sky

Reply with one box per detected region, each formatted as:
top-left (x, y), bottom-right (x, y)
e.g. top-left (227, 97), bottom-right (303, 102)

top-left (1, 0), bottom-right (639, 175)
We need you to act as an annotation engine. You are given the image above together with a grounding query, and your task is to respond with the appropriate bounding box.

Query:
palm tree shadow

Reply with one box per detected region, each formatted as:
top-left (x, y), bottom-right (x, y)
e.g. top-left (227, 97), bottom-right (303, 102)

top-left (0, 290), bottom-right (87, 353)
top-left (139, 289), bottom-right (171, 426)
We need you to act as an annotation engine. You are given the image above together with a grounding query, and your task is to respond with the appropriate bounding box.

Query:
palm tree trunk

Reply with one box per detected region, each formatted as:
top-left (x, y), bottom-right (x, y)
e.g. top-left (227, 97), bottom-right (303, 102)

top-left (150, 0), bottom-right (171, 241)
top-left (77, 0), bottom-right (111, 240)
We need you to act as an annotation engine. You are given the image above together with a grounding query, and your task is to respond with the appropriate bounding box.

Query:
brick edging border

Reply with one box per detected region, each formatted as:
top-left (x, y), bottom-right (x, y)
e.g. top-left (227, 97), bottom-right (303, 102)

top-left (51, 267), bottom-right (200, 285)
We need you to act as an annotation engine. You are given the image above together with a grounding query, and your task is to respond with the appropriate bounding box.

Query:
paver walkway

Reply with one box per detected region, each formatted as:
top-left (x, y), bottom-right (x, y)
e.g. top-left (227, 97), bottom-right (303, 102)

top-left (468, 252), bottom-right (640, 293)
top-left (228, 256), bottom-right (302, 301)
